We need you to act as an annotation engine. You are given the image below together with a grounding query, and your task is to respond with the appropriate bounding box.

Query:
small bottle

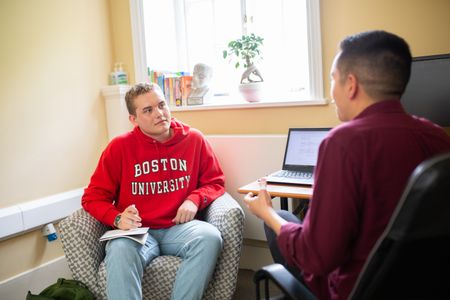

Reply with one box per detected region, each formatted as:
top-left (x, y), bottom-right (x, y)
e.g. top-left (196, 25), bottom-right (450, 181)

top-left (109, 63), bottom-right (118, 85)
top-left (116, 62), bottom-right (128, 85)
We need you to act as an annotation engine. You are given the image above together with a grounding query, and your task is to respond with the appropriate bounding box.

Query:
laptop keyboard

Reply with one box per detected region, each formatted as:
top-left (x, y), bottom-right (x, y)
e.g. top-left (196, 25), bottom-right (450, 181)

top-left (274, 170), bottom-right (312, 179)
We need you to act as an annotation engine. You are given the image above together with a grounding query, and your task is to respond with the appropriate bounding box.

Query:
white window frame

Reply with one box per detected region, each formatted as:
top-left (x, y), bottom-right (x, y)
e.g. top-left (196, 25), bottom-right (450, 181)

top-left (129, 0), bottom-right (326, 111)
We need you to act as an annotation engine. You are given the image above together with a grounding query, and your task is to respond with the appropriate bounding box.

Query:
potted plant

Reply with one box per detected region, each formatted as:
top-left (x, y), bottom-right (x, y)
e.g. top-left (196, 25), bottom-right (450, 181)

top-left (223, 33), bottom-right (264, 102)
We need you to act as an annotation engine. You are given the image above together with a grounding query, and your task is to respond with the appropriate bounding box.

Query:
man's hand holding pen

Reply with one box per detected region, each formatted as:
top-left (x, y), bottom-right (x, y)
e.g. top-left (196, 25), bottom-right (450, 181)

top-left (116, 204), bottom-right (142, 230)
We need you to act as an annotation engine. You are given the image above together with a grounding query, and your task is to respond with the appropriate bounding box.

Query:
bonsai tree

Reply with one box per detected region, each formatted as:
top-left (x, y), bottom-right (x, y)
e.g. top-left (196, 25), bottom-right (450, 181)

top-left (223, 33), bottom-right (264, 84)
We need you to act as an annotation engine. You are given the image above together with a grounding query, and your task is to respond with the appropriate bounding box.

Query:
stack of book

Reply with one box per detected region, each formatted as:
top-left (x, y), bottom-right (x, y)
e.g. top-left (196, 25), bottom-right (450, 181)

top-left (148, 69), bottom-right (193, 107)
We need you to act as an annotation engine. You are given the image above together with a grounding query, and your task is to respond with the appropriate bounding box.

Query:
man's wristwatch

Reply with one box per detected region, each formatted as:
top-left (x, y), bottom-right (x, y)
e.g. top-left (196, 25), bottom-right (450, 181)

top-left (113, 214), bottom-right (122, 228)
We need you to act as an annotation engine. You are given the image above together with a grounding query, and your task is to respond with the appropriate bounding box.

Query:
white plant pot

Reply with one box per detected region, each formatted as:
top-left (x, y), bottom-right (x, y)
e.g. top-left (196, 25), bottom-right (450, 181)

top-left (239, 82), bottom-right (263, 103)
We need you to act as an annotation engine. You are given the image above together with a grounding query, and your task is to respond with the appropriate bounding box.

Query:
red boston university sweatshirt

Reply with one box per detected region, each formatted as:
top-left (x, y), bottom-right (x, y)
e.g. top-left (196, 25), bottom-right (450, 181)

top-left (82, 119), bottom-right (225, 228)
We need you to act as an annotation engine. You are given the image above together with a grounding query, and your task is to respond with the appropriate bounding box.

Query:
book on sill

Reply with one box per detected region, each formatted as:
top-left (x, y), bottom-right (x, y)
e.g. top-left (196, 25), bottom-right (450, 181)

top-left (99, 227), bottom-right (149, 245)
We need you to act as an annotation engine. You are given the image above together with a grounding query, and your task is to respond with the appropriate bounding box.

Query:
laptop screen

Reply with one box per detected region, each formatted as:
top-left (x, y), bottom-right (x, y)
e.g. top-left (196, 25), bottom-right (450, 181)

top-left (283, 128), bottom-right (330, 170)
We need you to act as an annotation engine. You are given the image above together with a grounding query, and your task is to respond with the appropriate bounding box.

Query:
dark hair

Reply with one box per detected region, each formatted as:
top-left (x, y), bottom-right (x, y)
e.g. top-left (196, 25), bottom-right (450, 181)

top-left (337, 30), bottom-right (412, 99)
top-left (125, 83), bottom-right (164, 116)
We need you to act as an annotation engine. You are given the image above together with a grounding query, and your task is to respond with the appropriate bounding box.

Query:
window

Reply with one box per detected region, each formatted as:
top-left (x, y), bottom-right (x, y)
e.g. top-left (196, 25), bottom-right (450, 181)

top-left (129, 0), bottom-right (325, 108)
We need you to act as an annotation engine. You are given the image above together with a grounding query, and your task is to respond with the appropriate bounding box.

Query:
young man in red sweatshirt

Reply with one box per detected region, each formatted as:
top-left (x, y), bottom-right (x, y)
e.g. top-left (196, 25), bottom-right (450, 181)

top-left (82, 83), bottom-right (225, 300)
top-left (244, 30), bottom-right (450, 300)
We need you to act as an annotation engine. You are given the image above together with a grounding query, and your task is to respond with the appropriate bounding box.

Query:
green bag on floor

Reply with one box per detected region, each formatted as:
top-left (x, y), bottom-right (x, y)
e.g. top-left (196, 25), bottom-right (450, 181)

top-left (26, 278), bottom-right (94, 300)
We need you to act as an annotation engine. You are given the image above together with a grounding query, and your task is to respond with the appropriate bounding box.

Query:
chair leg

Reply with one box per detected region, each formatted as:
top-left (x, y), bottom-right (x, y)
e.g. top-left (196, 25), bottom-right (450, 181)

top-left (256, 280), bottom-right (261, 299)
top-left (265, 279), bottom-right (270, 300)
top-left (255, 279), bottom-right (272, 300)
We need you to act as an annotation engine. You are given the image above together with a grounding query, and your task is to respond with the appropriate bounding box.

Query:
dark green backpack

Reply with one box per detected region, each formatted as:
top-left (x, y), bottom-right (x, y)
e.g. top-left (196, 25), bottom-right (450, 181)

top-left (26, 278), bottom-right (94, 300)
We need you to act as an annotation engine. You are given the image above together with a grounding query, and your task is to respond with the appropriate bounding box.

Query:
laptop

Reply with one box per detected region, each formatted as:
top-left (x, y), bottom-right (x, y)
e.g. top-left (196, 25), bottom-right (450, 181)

top-left (266, 128), bottom-right (331, 185)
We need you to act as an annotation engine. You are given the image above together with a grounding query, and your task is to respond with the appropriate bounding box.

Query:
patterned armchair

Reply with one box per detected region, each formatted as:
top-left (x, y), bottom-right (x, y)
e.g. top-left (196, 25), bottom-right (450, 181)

top-left (59, 192), bottom-right (244, 300)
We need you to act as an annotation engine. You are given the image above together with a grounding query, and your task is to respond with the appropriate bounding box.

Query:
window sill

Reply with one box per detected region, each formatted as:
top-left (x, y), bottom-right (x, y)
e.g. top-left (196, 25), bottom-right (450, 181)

top-left (100, 85), bottom-right (330, 112)
top-left (171, 97), bottom-right (329, 112)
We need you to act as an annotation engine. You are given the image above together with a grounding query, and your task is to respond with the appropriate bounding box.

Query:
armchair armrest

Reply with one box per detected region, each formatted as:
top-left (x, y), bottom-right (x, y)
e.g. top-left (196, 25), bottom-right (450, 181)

top-left (59, 209), bottom-right (109, 289)
top-left (202, 192), bottom-right (244, 231)
top-left (202, 193), bottom-right (245, 258)
top-left (201, 192), bottom-right (245, 299)
top-left (254, 264), bottom-right (316, 300)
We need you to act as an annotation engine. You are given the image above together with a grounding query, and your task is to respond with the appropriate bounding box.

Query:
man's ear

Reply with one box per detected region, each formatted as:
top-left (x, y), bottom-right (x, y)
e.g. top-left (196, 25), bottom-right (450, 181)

top-left (346, 73), bottom-right (359, 100)
top-left (129, 114), bottom-right (138, 126)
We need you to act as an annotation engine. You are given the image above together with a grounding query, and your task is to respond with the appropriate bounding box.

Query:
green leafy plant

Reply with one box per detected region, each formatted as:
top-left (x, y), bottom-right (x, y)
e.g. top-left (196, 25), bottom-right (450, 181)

top-left (223, 33), bottom-right (264, 69)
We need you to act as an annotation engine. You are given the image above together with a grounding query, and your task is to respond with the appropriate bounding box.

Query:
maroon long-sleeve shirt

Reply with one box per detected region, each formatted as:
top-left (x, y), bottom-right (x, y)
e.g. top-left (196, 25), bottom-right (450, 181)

top-left (278, 100), bottom-right (450, 300)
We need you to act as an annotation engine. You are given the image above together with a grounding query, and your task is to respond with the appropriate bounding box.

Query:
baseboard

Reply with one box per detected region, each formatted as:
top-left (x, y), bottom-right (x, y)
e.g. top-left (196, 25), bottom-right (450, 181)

top-left (0, 256), bottom-right (72, 300)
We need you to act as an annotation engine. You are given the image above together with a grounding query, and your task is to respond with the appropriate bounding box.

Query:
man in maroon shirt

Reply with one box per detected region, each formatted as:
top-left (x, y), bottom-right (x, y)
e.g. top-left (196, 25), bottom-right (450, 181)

top-left (244, 30), bottom-right (450, 300)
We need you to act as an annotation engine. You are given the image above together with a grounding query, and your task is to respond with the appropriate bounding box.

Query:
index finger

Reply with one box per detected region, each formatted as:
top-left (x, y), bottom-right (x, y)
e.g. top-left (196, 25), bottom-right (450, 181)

top-left (126, 204), bottom-right (138, 213)
top-left (258, 177), bottom-right (267, 190)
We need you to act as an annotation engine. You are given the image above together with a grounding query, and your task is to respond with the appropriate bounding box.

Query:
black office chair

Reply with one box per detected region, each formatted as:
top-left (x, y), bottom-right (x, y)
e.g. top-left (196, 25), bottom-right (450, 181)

top-left (254, 152), bottom-right (450, 300)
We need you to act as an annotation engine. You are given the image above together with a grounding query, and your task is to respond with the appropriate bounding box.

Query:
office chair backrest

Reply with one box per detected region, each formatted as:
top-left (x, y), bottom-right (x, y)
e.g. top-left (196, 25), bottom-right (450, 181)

top-left (350, 152), bottom-right (450, 300)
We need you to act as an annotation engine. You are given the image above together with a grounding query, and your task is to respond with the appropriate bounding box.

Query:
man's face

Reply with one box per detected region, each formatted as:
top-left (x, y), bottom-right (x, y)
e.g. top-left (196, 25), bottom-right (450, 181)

top-left (330, 53), bottom-right (351, 122)
top-left (129, 90), bottom-right (172, 141)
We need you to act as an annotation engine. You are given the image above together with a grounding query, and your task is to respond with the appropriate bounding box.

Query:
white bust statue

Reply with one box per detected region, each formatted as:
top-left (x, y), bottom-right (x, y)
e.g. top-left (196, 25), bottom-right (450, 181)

top-left (188, 63), bottom-right (213, 100)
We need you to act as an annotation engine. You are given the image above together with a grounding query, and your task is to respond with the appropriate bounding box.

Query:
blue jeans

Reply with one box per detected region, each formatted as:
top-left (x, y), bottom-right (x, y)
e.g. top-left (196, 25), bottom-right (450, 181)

top-left (264, 209), bottom-right (304, 281)
top-left (105, 220), bottom-right (222, 300)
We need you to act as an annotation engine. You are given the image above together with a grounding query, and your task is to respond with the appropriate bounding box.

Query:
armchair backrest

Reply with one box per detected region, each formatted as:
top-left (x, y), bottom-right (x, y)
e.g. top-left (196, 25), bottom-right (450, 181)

top-left (350, 152), bottom-right (450, 299)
